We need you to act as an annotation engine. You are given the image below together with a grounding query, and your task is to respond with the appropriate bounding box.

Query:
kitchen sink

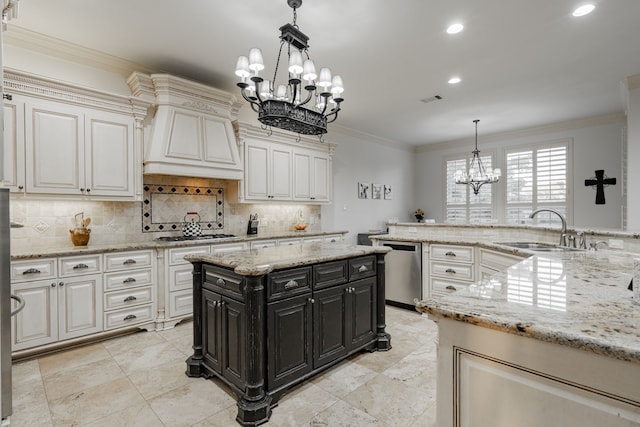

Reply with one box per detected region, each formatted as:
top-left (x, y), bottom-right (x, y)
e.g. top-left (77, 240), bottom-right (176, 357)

top-left (494, 242), bottom-right (582, 252)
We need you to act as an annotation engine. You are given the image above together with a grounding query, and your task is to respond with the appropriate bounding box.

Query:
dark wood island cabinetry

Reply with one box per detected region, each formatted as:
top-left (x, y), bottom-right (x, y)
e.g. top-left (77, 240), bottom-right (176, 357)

top-left (185, 243), bottom-right (392, 426)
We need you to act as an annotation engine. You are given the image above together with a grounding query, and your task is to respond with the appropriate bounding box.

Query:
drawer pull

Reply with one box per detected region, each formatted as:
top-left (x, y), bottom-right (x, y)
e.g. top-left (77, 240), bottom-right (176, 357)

top-left (284, 280), bottom-right (299, 289)
top-left (445, 251), bottom-right (457, 257)
top-left (73, 263), bottom-right (89, 270)
top-left (445, 268), bottom-right (457, 274)
top-left (123, 259), bottom-right (137, 265)
top-left (358, 265), bottom-right (368, 272)
top-left (216, 278), bottom-right (226, 286)
top-left (123, 296), bottom-right (137, 302)
top-left (123, 314), bottom-right (137, 321)
top-left (445, 285), bottom-right (457, 291)
top-left (23, 268), bottom-right (41, 275)
top-left (123, 277), bottom-right (137, 284)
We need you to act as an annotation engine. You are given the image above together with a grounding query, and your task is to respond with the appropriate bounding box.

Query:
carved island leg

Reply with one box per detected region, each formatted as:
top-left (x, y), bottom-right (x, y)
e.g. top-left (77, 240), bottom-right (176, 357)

top-left (375, 253), bottom-right (392, 351)
top-left (236, 275), bottom-right (272, 425)
top-left (186, 261), bottom-right (205, 377)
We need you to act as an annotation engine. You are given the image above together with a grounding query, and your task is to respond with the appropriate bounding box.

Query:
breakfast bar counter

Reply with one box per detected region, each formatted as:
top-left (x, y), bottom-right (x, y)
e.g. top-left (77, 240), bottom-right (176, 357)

top-left (184, 242), bottom-right (391, 426)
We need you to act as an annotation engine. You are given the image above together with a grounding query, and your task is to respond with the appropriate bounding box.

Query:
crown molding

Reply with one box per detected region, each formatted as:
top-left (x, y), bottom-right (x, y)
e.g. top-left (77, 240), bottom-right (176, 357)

top-left (3, 25), bottom-right (154, 77)
top-left (416, 112), bottom-right (626, 153)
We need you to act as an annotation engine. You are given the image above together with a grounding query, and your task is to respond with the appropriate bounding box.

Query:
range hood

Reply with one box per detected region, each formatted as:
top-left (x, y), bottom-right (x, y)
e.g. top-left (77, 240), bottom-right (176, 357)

top-left (128, 73), bottom-right (244, 180)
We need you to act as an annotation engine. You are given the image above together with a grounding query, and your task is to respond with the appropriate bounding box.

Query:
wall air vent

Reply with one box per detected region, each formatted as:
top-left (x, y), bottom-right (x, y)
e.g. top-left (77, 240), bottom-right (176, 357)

top-left (421, 95), bottom-right (443, 104)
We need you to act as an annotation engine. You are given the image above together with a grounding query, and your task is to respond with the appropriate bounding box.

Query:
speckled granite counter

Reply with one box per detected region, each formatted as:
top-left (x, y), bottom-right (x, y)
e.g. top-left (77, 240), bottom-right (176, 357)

top-left (416, 249), bottom-right (639, 364)
top-left (185, 242), bottom-right (391, 276)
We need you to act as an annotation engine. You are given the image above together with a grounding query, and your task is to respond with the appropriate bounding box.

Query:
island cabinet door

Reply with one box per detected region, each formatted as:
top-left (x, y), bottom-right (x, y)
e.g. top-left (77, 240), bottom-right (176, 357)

top-left (267, 294), bottom-right (313, 390)
top-left (202, 289), bottom-right (223, 373)
top-left (347, 277), bottom-right (377, 348)
top-left (220, 296), bottom-right (246, 390)
top-left (313, 284), bottom-right (349, 368)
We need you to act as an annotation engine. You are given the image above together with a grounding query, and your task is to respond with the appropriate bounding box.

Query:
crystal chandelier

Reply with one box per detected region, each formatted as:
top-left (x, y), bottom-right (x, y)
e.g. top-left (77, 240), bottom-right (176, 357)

top-left (234, 0), bottom-right (343, 137)
top-left (455, 120), bottom-right (501, 195)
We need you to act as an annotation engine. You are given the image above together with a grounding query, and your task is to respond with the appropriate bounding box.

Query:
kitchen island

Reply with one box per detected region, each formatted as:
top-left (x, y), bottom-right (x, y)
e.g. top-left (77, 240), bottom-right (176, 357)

top-left (417, 249), bottom-right (640, 427)
top-left (184, 242), bottom-right (392, 426)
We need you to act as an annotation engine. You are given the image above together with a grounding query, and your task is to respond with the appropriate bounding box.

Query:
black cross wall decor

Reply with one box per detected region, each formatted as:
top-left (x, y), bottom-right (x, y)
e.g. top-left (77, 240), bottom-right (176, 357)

top-left (585, 169), bottom-right (616, 204)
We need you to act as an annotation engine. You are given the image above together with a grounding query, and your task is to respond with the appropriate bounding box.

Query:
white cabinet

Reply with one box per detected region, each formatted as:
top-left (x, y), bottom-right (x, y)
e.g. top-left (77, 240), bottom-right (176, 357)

top-left (478, 248), bottom-right (525, 280)
top-left (244, 139), bottom-right (292, 201)
top-left (164, 245), bottom-right (210, 322)
top-left (24, 100), bottom-right (135, 197)
top-left (293, 149), bottom-right (332, 203)
top-left (2, 95), bottom-right (25, 192)
top-left (429, 244), bottom-right (476, 297)
top-left (250, 239), bottom-right (278, 249)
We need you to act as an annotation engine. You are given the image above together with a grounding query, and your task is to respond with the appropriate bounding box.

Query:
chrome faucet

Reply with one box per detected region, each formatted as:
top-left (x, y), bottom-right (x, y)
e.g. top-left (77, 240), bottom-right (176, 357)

top-left (529, 209), bottom-right (567, 246)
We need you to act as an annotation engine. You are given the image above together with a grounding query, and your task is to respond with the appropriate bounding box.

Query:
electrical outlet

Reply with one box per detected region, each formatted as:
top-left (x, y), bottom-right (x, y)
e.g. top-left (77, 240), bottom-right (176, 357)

top-left (609, 239), bottom-right (624, 249)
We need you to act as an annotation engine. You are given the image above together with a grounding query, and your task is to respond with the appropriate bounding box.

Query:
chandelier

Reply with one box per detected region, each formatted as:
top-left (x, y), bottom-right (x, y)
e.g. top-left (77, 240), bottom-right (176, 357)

top-left (455, 120), bottom-right (501, 195)
top-left (234, 0), bottom-right (343, 137)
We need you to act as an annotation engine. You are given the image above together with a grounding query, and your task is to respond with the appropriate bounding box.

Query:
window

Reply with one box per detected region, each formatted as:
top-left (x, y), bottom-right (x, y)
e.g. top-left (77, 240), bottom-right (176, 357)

top-left (505, 142), bottom-right (569, 226)
top-left (445, 153), bottom-right (496, 223)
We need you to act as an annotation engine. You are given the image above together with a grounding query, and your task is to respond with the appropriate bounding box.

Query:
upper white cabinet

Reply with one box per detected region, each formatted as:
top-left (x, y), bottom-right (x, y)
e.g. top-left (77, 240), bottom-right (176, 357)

top-left (237, 123), bottom-right (335, 204)
top-left (2, 68), bottom-right (150, 200)
top-left (127, 73), bottom-right (243, 180)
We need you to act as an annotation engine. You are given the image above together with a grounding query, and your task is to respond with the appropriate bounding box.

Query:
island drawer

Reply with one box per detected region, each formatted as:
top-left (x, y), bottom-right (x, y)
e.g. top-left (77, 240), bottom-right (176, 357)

top-left (313, 260), bottom-right (348, 289)
top-left (430, 244), bottom-right (474, 263)
top-left (267, 267), bottom-right (312, 301)
top-left (348, 256), bottom-right (376, 281)
top-left (203, 265), bottom-right (244, 299)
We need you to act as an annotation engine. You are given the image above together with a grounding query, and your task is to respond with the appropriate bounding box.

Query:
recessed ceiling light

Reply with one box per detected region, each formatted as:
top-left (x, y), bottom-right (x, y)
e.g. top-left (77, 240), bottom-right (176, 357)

top-left (446, 23), bottom-right (464, 34)
top-left (448, 77), bottom-right (462, 84)
top-left (572, 4), bottom-right (595, 17)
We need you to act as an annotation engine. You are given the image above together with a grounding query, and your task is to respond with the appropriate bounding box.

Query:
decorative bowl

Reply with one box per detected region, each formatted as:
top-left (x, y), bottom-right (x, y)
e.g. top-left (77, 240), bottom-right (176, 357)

top-left (69, 227), bottom-right (91, 246)
top-left (294, 223), bottom-right (307, 231)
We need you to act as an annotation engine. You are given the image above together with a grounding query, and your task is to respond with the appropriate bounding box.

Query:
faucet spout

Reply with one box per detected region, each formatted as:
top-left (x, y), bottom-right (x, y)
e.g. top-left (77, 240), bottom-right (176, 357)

top-left (529, 209), bottom-right (567, 246)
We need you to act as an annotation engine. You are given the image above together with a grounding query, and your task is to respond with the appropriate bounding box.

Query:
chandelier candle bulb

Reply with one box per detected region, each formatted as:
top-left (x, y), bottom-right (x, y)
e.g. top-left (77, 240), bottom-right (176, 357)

top-left (303, 59), bottom-right (317, 82)
top-left (235, 56), bottom-right (250, 79)
top-left (248, 48), bottom-right (264, 72)
top-left (288, 50), bottom-right (304, 74)
top-left (317, 67), bottom-right (333, 89)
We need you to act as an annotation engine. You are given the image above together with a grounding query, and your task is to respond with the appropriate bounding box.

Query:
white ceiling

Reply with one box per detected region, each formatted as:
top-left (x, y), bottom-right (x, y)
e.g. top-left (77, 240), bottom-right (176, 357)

top-left (7, 0), bottom-right (640, 146)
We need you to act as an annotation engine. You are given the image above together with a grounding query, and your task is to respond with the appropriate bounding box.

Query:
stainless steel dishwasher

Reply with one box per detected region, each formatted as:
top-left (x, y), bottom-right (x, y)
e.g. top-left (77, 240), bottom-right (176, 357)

top-left (379, 241), bottom-right (422, 309)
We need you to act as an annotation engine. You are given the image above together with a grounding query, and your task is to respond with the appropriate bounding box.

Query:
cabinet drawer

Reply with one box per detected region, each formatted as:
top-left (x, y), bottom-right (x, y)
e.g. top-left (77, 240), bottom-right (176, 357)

top-left (348, 256), bottom-right (376, 281)
top-left (104, 269), bottom-right (153, 291)
top-left (479, 248), bottom-right (524, 271)
top-left (430, 261), bottom-right (475, 282)
top-left (267, 267), bottom-right (312, 301)
top-left (104, 304), bottom-right (154, 330)
top-left (11, 258), bottom-right (57, 282)
top-left (211, 242), bottom-right (247, 254)
top-left (104, 286), bottom-right (153, 310)
top-left (313, 260), bottom-right (348, 289)
top-left (169, 265), bottom-right (196, 292)
top-left (431, 278), bottom-right (470, 295)
top-left (58, 254), bottom-right (102, 277)
top-left (168, 289), bottom-right (193, 318)
top-left (104, 250), bottom-right (153, 271)
top-left (278, 238), bottom-right (303, 246)
top-left (168, 245), bottom-right (210, 265)
top-left (203, 265), bottom-right (244, 299)
top-left (250, 239), bottom-right (277, 249)
top-left (430, 244), bottom-right (474, 263)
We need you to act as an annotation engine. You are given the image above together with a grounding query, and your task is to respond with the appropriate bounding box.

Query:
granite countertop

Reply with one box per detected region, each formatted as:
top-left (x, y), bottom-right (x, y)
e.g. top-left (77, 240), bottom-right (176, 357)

top-left (11, 230), bottom-right (348, 260)
top-left (185, 242), bottom-right (391, 276)
top-left (416, 249), bottom-right (640, 364)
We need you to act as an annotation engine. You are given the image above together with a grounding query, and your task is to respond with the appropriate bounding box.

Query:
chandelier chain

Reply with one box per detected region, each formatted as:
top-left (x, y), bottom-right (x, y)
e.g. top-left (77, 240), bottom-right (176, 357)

top-left (292, 6), bottom-right (298, 28)
top-left (271, 40), bottom-right (286, 93)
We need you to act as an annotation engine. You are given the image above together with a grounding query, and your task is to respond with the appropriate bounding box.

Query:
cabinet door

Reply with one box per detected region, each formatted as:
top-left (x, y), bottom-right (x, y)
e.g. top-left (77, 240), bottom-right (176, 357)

top-left (25, 101), bottom-right (84, 194)
top-left (202, 288), bottom-right (222, 372)
top-left (267, 294), bottom-right (313, 389)
top-left (245, 142), bottom-right (269, 199)
top-left (58, 274), bottom-right (103, 340)
top-left (2, 97), bottom-right (25, 192)
top-left (270, 146), bottom-right (292, 200)
top-left (11, 279), bottom-right (58, 351)
top-left (293, 150), bottom-right (312, 200)
top-left (220, 296), bottom-right (246, 389)
top-left (348, 277), bottom-right (377, 348)
top-left (85, 112), bottom-right (135, 197)
top-left (313, 284), bottom-right (349, 368)
top-left (311, 152), bottom-right (331, 202)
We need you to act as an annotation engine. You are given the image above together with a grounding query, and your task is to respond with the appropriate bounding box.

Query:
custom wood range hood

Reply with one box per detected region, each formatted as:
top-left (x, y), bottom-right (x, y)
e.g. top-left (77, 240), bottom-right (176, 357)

top-left (128, 72), bottom-right (244, 180)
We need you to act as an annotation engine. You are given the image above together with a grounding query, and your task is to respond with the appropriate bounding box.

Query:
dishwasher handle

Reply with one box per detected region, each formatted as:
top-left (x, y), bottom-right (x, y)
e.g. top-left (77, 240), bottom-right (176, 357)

top-left (382, 243), bottom-right (417, 252)
top-left (11, 294), bottom-right (26, 317)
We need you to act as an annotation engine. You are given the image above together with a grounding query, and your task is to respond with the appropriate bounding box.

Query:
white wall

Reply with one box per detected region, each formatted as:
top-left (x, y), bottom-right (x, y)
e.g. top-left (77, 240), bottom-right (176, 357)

top-left (415, 115), bottom-right (625, 230)
top-left (625, 76), bottom-right (640, 231)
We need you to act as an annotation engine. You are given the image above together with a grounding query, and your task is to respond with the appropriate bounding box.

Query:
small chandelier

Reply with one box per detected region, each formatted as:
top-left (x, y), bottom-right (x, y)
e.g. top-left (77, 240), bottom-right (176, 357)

top-left (455, 119), bottom-right (501, 195)
top-left (234, 0), bottom-right (344, 137)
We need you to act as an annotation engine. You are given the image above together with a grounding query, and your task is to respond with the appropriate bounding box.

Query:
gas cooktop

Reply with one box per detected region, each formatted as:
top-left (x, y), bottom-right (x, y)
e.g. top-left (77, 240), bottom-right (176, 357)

top-left (155, 234), bottom-right (236, 242)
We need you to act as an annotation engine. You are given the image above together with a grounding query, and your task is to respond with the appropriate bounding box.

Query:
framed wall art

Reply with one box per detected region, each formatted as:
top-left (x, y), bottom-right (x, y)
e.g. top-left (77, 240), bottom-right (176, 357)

top-left (372, 183), bottom-right (382, 199)
top-left (358, 182), bottom-right (370, 199)
top-left (384, 184), bottom-right (393, 200)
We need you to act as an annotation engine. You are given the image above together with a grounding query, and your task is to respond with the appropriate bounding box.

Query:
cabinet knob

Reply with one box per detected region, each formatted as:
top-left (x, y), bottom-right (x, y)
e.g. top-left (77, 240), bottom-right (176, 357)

top-left (123, 296), bottom-right (137, 302)
top-left (284, 280), bottom-right (299, 289)
top-left (445, 268), bottom-right (457, 274)
top-left (51, 282), bottom-right (56, 287)
top-left (80, 188), bottom-right (85, 192)
top-left (445, 251), bottom-right (457, 257)
top-left (18, 185), bottom-right (24, 190)
top-left (123, 314), bottom-right (137, 321)
top-left (216, 278), bottom-right (226, 286)
top-left (308, 298), bottom-right (315, 304)
top-left (59, 281), bottom-right (64, 286)
top-left (86, 188), bottom-right (91, 193)
top-left (358, 265), bottom-right (368, 272)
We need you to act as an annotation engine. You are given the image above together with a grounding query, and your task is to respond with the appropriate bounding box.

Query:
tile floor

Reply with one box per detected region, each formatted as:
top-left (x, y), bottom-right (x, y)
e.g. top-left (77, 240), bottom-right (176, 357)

top-left (9, 306), bottom-right (438, 426)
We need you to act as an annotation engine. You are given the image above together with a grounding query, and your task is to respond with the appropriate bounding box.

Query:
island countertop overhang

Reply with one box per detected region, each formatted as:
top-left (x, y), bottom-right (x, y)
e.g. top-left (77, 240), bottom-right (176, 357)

top-left (185, 242), bottom-right (391, 276)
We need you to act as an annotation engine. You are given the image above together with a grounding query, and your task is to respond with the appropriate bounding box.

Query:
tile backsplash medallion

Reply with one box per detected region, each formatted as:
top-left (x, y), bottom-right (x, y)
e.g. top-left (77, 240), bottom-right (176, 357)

top-left (9, 174), bottom-right (321, 254)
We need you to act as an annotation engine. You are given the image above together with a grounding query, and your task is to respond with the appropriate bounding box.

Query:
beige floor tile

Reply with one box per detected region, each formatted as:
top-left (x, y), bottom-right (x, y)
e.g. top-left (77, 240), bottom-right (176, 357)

top-left (382, 350), bottom-right (438, 393)
top-left (189, 404), bottom-right (239, 427)
top-left (302, 400), bottom-right (382, 426)
top-left (11, 359), bottom-right (42, 383)
top-left (128, 358), bottom-right (193, 400)
top-left (10, 376), bottom-right (52, 427)
top-left (102, 329), bottom-right (168, 357)
top-left (83, 401), bottom-right (165, 427)
top-left (411, 402), bottom-right (437, 427)
top-left (111, 340), bottom-right (187, 375)
top-left (48, 376), bottom-right (146, 425)
top-left (343, 373), bottom-right (434, 426)
top-left (38, 343), bottom-right (111, 377)
top-left (149, 377), bottom-right (236, 427)
top-left (42, 356), bottom-right (125, 401)
top-left (310, 360), bottom-right (377, 399)
top-left (268, 382), bottom-right (338, 427)
top-left (157, 319), bottom-right (193, 342)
